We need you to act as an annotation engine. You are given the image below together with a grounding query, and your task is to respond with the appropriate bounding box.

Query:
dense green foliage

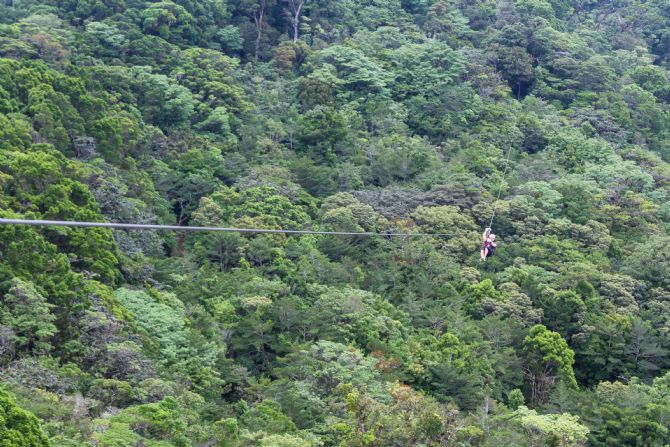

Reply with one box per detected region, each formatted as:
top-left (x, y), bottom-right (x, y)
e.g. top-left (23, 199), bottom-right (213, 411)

top-left (0, 387), bottom-right (50, 447)
top-left (1, 0), bottom-right (670, 445)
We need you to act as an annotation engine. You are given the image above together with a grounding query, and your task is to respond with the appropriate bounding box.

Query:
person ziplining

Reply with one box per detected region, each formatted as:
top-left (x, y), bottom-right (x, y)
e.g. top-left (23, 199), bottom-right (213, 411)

top-left (479, 145), bottom-right (513, 261)
top-left (480, 227), bottom-right (496, 261)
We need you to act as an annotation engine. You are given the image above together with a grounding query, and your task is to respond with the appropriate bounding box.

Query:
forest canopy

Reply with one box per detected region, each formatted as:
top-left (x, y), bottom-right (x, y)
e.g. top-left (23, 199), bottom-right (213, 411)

top-left (1, 0), bottom-right (670, 446)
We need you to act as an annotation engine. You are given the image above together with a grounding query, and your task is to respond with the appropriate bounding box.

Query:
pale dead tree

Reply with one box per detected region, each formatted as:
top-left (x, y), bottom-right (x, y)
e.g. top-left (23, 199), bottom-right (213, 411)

top-left (284, 0), bottom-right (306, 42)
top-left (253, 0), bottom-right (268, 60)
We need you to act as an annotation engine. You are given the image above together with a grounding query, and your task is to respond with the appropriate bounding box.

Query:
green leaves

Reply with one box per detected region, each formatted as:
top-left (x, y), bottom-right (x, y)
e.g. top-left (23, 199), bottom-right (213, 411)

top-left (389, 40), bottom-right (464, 99)
top-left (114, 288), bottom-right (189, 366)
top-left (584, 378), bottom-right (670, 446)
top-left (621, 237), bottom-right (670, 289)
top-left (0, 278), bottom-right (57, 358)
top-left (523, 324), bottom-right (577, 404)
top-left (0, 387), bottom-right (50, 447)
top-left (141, 1), bottom-right (196, 42)
top-left (513, 405), bottom-right (589, 447)
top-left (192, 185), bottom-right (311, 232)
top-left (305, 287), bottom-right (404, 349)
top-left (91, 397), bottom-right (190, 447)
top-left (3, 1), bottom-right (670, 446)
top-left (311, 45), bottom-right (389, 100)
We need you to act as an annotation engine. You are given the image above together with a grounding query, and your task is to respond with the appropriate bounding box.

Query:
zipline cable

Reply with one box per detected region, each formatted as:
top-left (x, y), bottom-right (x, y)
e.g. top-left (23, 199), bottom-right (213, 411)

top-left (487, 145), bottom-right (515, 230)
top-left (0, 218), bottom-right (454, 238)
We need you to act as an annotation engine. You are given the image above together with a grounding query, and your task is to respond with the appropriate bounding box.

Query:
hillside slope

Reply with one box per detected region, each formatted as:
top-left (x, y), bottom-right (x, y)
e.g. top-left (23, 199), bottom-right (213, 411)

top-left (1, 1), bottom-right (670, 446)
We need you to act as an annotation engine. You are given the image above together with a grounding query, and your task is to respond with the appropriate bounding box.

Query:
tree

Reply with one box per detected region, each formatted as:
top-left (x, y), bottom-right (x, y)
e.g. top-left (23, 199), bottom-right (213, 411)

top-left (573, 313), bottom-right (630, 386)
top-left (0, 278), bottom-right (56, 359)
top-left (412, 205), bottom-right (479, 258)
top-left (513, 405), bottom-right (589, 447)
top-left (320, 192), bottom-right (387, 232)
top-left (522, 325), bottom-right (577, 405)
top-left (491, 44), bottom-right (535, 99)
top-left (283, 0), bottom-right (307, 43)
top-left (113, 288), bottom-right (190, 366)
top-left (588, 379), bottom-right (670, 447)
top-left (237, 0), bottom-right (276, 60)
top-left (310, 45), bottom-right (389, 102)
top-left (623, 318), bottom-right (667, 380)
top-left (230, 295), bottom-right (275, 369)
top-left (91, 398), bottom-right (190, 446)
top-left (275, 341), bottom-right (387, 399)
top-left (238, 400), bottom-right (297, 435)
top-left (0, 387), bottom-right (50, 447)
top-left (389, 40), bottom-right (465, 100)
top-left (479, 282), bottom-right (543, 326)
top-left (365, 135), bottom-right (439, 186)
top-left (88, 378), bottom-right (135, 408)
top-left (141, 1), bottom-right (196, 43)
top-left (338, 382), bottom-right (471, 446)
top-left (424, 0), bottom-right (470, 43)
top-left (298, 105), bottom-right (348, 159)
top-left (539, 290), bottom-right (585, 339)
top-left (621, 237), bottom-right (670, 289)
top-left (172, 47), bottom-right (249, 118)
top-left (258, 434), bottom-right (316, 447)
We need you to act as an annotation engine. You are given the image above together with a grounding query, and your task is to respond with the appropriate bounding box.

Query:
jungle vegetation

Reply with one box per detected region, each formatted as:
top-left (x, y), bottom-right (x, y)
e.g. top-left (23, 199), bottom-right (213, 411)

top-left (1, 0), bottom-right (670, 446)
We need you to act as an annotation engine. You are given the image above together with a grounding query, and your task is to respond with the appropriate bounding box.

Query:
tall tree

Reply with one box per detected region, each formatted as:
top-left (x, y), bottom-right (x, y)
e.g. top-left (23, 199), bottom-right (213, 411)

top-left (283, 0), bottom-right (307, 42)
top-left (238, 0), bottom-right (275, 59)
top-left (522, 324), bottom-right (577, 405)
top-left (254, 0), bottom-right (268, 59)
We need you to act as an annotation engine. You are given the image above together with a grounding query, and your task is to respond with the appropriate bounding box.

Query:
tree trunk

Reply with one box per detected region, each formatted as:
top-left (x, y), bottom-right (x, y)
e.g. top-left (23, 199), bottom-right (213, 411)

top-left (254, 0), bottom-right (267, 60)
top-left (288, 0), bottom-right (305, 43)
top-left (293, 13), bottom-right (299, 42)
